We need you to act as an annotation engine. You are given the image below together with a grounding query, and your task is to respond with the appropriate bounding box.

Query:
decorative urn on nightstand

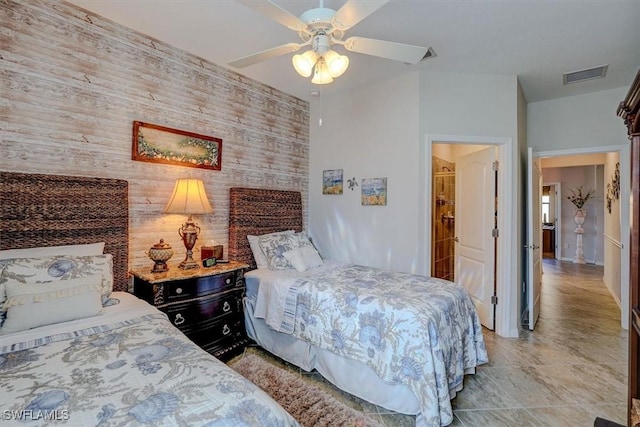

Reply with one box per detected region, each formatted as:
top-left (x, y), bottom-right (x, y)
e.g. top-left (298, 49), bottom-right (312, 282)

top-left (148, 239), bottom-right (174, 273)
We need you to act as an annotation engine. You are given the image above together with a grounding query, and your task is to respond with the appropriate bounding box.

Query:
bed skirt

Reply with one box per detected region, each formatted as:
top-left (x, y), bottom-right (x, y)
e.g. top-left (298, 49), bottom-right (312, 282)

top-left (243, 295), bottom-right (421, 415)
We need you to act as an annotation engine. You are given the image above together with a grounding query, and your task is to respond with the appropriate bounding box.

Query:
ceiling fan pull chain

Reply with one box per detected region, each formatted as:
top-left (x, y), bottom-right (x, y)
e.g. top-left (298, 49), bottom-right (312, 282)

top-left (319, 86), bottom-right (323, 126)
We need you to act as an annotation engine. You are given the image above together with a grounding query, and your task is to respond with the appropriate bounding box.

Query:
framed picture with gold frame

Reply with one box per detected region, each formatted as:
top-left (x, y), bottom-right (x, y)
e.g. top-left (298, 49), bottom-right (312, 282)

top-left (132, 121), bottom-right (222, 170)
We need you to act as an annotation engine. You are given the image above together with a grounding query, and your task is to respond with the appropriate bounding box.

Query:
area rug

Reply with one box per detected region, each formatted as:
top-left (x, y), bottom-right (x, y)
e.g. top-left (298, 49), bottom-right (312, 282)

top-left (231, 353), bottom-right (383, 427)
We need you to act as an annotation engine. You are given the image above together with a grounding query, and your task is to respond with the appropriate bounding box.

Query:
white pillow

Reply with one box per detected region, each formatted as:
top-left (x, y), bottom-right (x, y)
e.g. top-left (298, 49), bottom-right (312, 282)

top-left (0, 275), bottom-right (103, 334)
top-left (247, 230), bottom-right (294, 269)
top-left (0, 242), bottom-right (105, 260)
top-left (283, 245), bottom-right (323, 272)
top-left (258, 231), bottom-right (314, 270)
top-left (0, 254), bottom-right (113, 327)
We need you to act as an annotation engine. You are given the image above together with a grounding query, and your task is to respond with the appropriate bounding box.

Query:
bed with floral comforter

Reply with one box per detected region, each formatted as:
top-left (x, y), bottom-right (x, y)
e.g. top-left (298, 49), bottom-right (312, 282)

top-left (0, 292), bottom-right (299, 427)
top-left (252, 262), bottom-right (488, 427)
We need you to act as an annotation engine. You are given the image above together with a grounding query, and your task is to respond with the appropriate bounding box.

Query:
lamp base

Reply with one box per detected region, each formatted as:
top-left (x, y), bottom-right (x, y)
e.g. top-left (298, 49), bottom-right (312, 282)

top-left (178, 256), bottom-right (200, 270)
top-left (177, 215), bottom-right (201, 270)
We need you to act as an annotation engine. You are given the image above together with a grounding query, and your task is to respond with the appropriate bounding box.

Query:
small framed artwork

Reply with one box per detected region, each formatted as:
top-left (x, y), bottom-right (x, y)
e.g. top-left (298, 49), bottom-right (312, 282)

top-left (323, 169), bottom-right (343, 194)
top-left (361, 177), bottom-right (387, 206)
top-left (132, 121), bottom-right (222, 170)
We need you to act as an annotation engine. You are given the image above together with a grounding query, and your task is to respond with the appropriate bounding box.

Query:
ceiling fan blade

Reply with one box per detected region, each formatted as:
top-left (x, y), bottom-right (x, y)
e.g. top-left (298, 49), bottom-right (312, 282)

top-left (236, 0), bottom-right (307, 32)
top-left (332, 0), bottom-right (389, 31)
top-left (343, 37), bottom-right (429, 64)
top-left (228, 43), bottom-right (302, 68)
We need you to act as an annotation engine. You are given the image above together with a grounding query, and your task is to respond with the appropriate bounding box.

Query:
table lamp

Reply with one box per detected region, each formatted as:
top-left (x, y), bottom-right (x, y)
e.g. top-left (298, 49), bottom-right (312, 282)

top-left (164, 178), bottom-right (213, 269)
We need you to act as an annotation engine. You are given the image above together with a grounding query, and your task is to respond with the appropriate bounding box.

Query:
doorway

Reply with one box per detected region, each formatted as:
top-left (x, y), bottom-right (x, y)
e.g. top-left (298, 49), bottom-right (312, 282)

top-left (424, 134), bottom-right (516, 337)
top-left (541, 183), bottom-right (560, 259)
top-left (431, 143), bottom-right (498, 330)
top-left (531, 146), bottom-right (630, 330)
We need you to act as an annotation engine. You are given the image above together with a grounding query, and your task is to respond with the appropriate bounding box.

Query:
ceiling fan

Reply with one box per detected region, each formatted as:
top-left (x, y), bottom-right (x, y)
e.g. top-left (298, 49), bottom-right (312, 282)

top-left (229, 0), bottom-right (431, 84)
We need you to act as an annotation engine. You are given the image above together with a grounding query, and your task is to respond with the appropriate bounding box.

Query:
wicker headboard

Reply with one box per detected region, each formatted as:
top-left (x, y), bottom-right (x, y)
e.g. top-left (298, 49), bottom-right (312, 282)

top-left (0, 172), bottom-right (129, 292)
top-left (228, 188), bottom-right (303, 269)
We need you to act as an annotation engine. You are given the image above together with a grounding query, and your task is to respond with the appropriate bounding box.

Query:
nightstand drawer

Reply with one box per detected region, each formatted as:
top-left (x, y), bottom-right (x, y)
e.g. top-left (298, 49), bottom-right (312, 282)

top-left (166, 271), bottom-right (237, 301)
top-left (192, 318), bottom-right (247, 357)
top-left (165, 290), bottom-right (242, 330)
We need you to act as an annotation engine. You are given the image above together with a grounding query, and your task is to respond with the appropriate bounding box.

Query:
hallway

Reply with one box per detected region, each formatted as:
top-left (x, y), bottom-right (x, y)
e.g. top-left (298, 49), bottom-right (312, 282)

top-left (451, 259), bottom-right (628, 426)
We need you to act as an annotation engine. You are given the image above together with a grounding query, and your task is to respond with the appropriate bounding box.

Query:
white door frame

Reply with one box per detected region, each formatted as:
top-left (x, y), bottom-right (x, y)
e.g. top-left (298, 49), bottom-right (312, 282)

top-left (535, 145), bottom-right (630, 329)
top-left (424, 134), bottom-right (518, 338)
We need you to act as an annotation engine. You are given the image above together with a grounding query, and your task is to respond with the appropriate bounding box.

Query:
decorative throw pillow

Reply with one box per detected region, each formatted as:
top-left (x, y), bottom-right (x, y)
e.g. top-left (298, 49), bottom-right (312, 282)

top-left (283, 245), bottom-right (324, 272)
top-left (247, 230), bottom-right (295, 269)
top-left (0, 275), bottom-right (103, 334)
top-left (0, 242), bottom-right (105, 260)
top-left (0, 254), bottom-right (113, 325)
top-left (258, 231), bottom-right (313, 270)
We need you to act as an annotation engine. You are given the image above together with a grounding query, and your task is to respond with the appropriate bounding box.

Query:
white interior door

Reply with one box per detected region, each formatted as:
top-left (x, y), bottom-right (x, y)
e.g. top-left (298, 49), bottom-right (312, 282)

top-left (527, 147), bottom-right (543, 330)
top-left (455, 147), bottom-right (496, 330)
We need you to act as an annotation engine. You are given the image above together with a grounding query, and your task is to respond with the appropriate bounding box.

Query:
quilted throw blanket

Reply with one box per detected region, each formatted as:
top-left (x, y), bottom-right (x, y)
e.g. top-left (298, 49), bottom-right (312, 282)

top-left (265, 264), bottom-right (488, 427)
top-left (0, 302), bottom-right (299, 426)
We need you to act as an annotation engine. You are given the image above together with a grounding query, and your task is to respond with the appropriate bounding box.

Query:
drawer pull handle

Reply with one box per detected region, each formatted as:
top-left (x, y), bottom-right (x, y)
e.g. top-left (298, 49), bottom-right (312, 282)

top-left (225, 278), bottom-right (231, 285)
top-left (174, 313), bottom-right (185, 326)
top-left (223, 301), bottom-right (231, 312)
top-left (175, 287), bottom-right (183, 295)
top-left (222, 324), bottom-right (231, 335)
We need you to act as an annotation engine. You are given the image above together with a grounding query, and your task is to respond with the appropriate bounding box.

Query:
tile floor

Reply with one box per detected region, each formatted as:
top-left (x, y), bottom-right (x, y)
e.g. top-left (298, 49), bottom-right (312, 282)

top-left (232, 259), bottom-right (628, 426)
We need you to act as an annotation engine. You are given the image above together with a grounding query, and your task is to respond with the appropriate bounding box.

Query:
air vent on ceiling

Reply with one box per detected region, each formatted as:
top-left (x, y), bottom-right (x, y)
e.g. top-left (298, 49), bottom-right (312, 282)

top-left (421, 47), bottom-right (436, 62)
top-left (563, 65), bottom-right (608, 85)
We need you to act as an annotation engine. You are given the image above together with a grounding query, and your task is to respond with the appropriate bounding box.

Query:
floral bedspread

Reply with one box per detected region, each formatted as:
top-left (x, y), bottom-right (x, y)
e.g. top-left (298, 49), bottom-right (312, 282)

top-left (275, 264), bottom-right (488, 427)
top-left (0, 310), bottom-right (299, 426)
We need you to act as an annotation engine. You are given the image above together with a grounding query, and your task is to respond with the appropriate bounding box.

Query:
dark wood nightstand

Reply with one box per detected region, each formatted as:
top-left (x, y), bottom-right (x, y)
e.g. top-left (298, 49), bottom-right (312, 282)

top-left (130, 261), bottom-right (250, 361)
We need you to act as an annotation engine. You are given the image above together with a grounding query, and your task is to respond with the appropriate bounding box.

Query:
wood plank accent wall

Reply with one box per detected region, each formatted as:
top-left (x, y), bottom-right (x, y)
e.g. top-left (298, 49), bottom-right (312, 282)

top-left (1, 0), bottom-right (309, 270)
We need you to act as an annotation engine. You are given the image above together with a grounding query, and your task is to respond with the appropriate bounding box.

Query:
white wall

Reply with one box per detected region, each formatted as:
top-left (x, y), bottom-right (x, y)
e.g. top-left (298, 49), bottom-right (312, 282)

top-left (528, 87), bottom-right (629, 152)
top-left (603, 152), bottom-right (622, 305)
top-left (309, 72), bottom-right (421, 273)
top-left (419, 73), bottom-right (518, 137)
top-left (432, 144), bottom-right (454, 162)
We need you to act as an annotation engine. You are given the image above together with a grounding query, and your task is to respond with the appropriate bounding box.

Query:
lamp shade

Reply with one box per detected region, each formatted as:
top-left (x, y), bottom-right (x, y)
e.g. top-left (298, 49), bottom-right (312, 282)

top-left (311, 58), bottom-right (334, 85)
top-left (323, 50), bottom-right (349, 78)
top-left (292, 50), bottom-right (319, 78)
top-left (164, 178), bottom-right (213, 215)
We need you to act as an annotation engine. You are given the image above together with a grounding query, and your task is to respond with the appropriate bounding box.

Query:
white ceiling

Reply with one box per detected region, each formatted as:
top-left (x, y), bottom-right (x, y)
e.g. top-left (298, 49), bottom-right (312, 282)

top-left (65, 0), bottom-right (640, 103)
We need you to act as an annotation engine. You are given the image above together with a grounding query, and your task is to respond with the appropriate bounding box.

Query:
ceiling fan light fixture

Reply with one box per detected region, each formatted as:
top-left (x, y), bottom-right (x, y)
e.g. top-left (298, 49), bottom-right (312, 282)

top-left (323, 50), bottom-right (349, 78)
top-left (292, 50), bottom-right (319, 77)
top-left (311, 58), bottom-right (333, 85)
top-left (233, 1), bottom-right (431, 85)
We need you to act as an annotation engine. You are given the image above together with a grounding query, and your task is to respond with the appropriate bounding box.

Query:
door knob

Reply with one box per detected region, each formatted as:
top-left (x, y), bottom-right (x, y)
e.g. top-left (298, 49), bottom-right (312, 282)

top-left (454, 237), bottom-right (459, 242)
